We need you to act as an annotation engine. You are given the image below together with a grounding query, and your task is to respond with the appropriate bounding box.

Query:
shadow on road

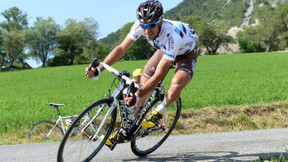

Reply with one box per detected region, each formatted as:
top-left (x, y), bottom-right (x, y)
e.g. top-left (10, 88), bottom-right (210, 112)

top-left (123, 151), bottom-right (287, 161)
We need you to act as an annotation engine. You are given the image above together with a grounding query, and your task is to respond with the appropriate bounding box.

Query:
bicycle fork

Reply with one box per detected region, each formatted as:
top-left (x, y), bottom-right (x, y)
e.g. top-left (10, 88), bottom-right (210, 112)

top-left (80, 98), bottom-right (116, 141)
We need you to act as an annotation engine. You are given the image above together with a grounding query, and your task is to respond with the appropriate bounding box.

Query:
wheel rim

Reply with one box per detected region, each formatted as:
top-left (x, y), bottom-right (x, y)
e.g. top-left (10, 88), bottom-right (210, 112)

top-left (131, 98), bottom-right (181, 156)
top-left (58, 99), bottom-right (116, 162)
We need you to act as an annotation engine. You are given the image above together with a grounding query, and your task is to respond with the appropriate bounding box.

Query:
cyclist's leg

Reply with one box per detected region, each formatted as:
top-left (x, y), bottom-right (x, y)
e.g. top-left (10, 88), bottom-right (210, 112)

top-left (161, 50), bottom-right (197, 108)
top-left (163, 71), bottom-right (191, 106)
top-left (143, 50), bottom-right (197, 127)
top-left (136, 50), bottom-right (163, 108)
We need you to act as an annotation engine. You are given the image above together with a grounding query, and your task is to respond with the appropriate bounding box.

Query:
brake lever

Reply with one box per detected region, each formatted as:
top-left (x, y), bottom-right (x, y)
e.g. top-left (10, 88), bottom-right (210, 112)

top-left (85, 58), bottom-right (99, 75)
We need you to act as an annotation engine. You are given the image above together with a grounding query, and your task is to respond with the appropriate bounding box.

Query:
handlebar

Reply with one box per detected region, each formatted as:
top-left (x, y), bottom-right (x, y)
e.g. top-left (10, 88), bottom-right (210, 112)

top-left (87, 58), bottom-right (135, 87)
top-left (88, 58), bottom-right (100, 72)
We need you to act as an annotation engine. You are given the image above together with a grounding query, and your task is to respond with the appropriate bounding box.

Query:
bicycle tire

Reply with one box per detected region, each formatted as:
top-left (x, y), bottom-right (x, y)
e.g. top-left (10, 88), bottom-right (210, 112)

top-left (28, 120), bottom-right (64, 143)
top-left (57, 98), bottom-right (117, 162)
top-left (131, 97), bottom-right (181, 156)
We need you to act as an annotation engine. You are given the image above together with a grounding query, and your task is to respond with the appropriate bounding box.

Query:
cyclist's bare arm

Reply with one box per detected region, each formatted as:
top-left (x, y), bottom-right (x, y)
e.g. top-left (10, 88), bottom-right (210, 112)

top-left (86, 36), bottom-right (134, 78)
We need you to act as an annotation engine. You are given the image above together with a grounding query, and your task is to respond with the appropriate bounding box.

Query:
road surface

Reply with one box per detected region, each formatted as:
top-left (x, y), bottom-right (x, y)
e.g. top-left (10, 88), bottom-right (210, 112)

top-left (1, 128), bottom-right (287, 161)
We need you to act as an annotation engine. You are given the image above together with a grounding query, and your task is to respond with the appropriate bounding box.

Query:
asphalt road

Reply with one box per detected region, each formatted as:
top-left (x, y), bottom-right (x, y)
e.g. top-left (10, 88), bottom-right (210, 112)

top-left (1, 128), bottom-right (288, 162)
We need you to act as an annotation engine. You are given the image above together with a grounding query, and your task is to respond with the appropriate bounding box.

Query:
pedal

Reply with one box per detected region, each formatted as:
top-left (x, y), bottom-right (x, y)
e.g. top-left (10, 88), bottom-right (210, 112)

top-left (110, 133), bottom-right (122, 150)
top-left (110, 140), bottom-right (117, 150)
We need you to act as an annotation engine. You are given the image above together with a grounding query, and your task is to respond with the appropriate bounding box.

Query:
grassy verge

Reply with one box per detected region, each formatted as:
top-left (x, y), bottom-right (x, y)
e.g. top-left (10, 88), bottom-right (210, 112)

top-left (0, 52), bottom-right (287, 144)
top-left (173, 101), bottom-right (288, 135)
top-left (1, 101), bottom-right (287, 145)
top-left (258, 152), bottom-right (288, 162)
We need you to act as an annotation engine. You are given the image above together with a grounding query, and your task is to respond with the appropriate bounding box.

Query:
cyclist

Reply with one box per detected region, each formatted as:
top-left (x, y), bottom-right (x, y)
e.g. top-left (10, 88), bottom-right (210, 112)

top-left (86, 0), bottom-right (198, 146)
top-left (132, 68), bottom-right (142, 84)
top-left (123, 68), bottom-right (143, 98)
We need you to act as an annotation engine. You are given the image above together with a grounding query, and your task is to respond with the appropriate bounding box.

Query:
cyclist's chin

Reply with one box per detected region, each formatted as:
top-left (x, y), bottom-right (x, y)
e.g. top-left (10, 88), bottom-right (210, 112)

top-left (145, 34), bottom-right (155, 40)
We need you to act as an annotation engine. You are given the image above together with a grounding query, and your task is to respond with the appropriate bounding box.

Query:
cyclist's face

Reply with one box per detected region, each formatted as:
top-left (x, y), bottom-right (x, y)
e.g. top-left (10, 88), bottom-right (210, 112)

top-left (140, 20), bottom-right (161, 40)
top-left (133, 76), bottom-right (141, 84)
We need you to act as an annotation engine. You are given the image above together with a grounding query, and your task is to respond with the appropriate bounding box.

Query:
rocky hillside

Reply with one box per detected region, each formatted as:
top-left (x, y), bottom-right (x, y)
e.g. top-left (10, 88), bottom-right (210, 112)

top-left (101, 0), bottom-right (288, 52)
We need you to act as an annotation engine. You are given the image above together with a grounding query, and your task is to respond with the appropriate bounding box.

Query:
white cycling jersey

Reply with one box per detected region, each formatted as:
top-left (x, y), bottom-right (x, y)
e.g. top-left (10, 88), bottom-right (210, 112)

top-left (128, 19), bottom-right (199, 61)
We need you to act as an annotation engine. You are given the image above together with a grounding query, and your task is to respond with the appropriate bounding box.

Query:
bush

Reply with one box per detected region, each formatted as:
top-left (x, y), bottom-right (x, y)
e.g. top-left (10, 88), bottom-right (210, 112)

top-left (237, 28), bottom-right (266, 53)
top-left (47, 54), bottom-right (70, 67)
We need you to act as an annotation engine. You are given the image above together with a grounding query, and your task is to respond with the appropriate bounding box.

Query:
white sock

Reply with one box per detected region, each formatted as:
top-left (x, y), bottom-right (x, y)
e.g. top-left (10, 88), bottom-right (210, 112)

top-left (155, 102), bottom-right (168, 114)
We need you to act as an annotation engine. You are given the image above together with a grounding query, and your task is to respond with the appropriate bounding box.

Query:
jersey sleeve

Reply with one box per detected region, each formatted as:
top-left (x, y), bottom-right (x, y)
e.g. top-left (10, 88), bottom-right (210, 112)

top-left (127, 21), bottom-right (144, 41)
top-left (188, 24), bottom-right (199, 42)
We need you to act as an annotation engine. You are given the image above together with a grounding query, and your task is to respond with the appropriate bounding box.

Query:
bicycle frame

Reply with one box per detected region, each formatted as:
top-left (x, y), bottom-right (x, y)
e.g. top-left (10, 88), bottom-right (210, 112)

top-left (57, 59), bottom-right (181, 161)
top-left (82, 61), bottom-right (165, 142)
top-left (56, 115), bottom-right (78, 134)
top-left (83, 62), bottom-right (134, 141)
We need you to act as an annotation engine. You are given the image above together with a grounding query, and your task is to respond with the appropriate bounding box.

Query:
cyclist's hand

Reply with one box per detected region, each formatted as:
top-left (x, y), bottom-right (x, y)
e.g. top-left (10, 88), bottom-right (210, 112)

top-left (85, 67), bottom-right (100, 79)
top-left (125, 94), bottom-right (139, 106)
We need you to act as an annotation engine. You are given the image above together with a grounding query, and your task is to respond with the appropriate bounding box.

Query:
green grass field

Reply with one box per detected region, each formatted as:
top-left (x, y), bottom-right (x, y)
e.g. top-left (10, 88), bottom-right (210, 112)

top-left (0, 52), bottom-right (287, 136)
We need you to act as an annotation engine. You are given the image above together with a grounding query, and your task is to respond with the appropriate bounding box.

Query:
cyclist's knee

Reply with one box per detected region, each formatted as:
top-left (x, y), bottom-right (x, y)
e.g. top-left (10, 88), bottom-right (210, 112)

top-left (170, 83), bottom-right (183, 93)
top-left (171, 78), bottom-right (186, 91)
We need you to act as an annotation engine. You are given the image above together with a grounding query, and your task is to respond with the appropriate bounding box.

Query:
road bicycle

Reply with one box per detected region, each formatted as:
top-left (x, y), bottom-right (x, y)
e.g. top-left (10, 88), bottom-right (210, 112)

top-left (57, 58), bottom-right (181, 162)
top-left (28, 103), bottom-right (100, 143)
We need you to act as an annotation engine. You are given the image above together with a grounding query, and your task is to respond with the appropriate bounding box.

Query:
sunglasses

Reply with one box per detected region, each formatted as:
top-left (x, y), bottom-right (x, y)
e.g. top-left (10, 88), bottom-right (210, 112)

top-left (140, 21), bottom-right (159, 29)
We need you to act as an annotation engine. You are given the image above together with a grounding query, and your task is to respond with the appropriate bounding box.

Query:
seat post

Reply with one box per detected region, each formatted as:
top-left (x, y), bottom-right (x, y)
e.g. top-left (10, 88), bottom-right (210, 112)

top-left (55, 106), bottom-right (61, 116)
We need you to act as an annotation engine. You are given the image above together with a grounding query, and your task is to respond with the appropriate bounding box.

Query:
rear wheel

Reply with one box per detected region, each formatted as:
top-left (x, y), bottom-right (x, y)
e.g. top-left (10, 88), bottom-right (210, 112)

top-left (57, 98), bottom-right (117, 162)
top-left (28, 120), bottom-right (63, 143)
top-left (131, 97), bottom-right (181, 156)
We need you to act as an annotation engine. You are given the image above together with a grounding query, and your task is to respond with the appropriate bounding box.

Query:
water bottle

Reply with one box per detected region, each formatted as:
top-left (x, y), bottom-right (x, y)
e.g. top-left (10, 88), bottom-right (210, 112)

top-left (65, 119), bottom-right (72, 130)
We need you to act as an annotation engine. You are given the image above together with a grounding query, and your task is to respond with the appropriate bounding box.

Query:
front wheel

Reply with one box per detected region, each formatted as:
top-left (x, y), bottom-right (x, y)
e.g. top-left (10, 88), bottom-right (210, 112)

top-left (28, 121), bottom-right (63, 143)
top-left (131, 97), bottom-right (181, 156)
top-left (57, 98), bottom-right (117, 162)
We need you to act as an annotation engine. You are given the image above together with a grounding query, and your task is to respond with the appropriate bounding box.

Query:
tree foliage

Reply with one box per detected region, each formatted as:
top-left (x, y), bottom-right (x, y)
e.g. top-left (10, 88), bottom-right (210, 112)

top-left (1, 1), bottom-right (288, 70)
top-left (55, 18), bottom-right (98, 65)
top-left (237, 26), bottom-right (265, 53)
top-left (0, 30), bottom-right (6, 69)
top-left (117, 22), bottom-right (154, 60)
top-left (237, 5), bottom-right (288, 52)
top-left (0, 7), bottom-right (28, 31)
top-left (94, 41), bottom-right (111, 61)
top-left (256, 5), bottom-right (288, 51)
top-left (165, 0), bottom-right (249, 27)
top-left (182, 16), bottom-right (234, 54)
top-left (26, 17), bottom-right (60, 67)
top-left (2, 30), bottom-right (26, 67)
top-left (0, 7), bottom-right (28, 68)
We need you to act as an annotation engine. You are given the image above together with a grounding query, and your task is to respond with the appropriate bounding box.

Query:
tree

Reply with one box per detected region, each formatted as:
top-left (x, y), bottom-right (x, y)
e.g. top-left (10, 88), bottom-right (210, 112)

top-left (56, 18), bottom-right (98, 65)
top-left (208, 20), bottom-right (235, 54)
top-left (253, 5), bottom-right (288, 51)
top-left (0, 7), bottom-right (28, 68)
top-left (2, 30), bottom-right (26, 67)
top-left (182, 16), bottom-right (234, 54)
top-left (117, 22), bottom-right (154, 61)
top-left (236, 26), bottom-right (265, 53)
top-left (95, 41), bottom-right (111, 61)
top-left (75, 39), bottom-right (98, 64)
top-left (0, 7), bottom-right (28, 31)
top-left (26, 17), bottom-right (60, 67)
top-left (0, 30), bottom-right (6, 70)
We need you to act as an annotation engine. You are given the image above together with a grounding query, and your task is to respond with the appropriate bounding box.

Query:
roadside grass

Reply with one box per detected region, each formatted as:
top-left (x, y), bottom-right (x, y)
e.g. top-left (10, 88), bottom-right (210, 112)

top-left (173, 101), bottom-right (288, 135)
top-left (0, 52), bottom-right (287, 144)
top-left (1, 101), bottom-right (288, 145)
top-left (257, 151), bottom-right (288, 162)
